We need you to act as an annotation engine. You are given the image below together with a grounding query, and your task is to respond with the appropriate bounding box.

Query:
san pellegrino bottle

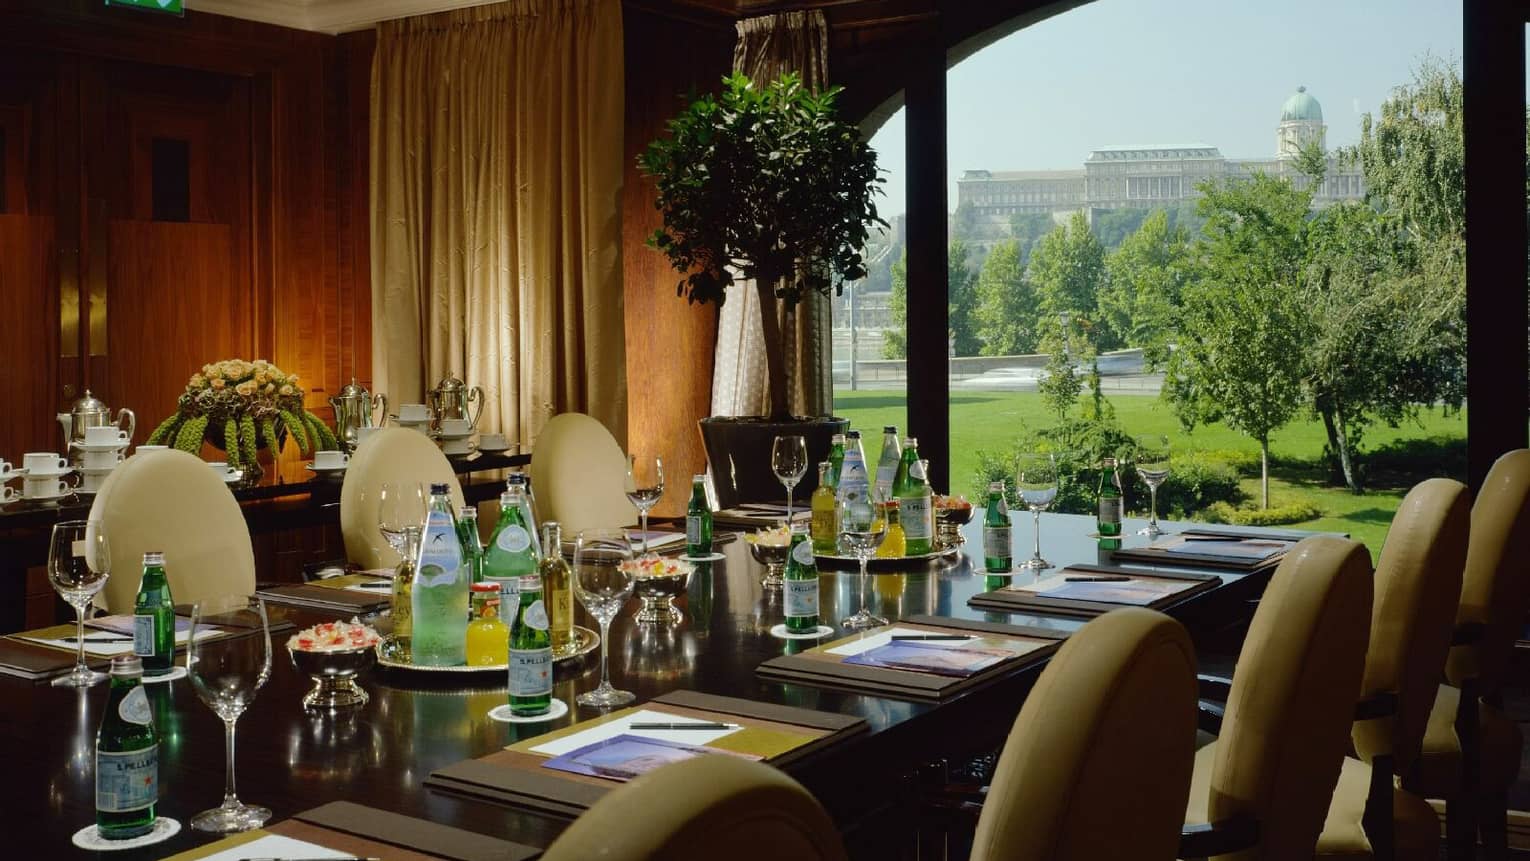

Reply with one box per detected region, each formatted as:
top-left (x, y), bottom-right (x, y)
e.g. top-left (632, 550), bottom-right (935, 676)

top-left (809, 461), bottom-right (838, 554)
top-left (392, 527), bottom-right (419, 643)
top-left (507, 474), bottom-right (541, 555)
top-left (508, 574), bottom-right (552, 716)
top-left (983, 482), bottom-right (1013, 573)
top-left (836, 430), bottom-right (870, 504)
top-left (826, 433), bottom-right (846, 490)
top-left (783, 532), bottom-right (820, 633)
top-left (482, 487), bottom-right (539, 597)
top-left (456, 506), bottom-right (484, 583)
top-left (539, 522), bottom-right (574, 656)
top-left (1097, 457), bottom-right (1123, 537)
top-left (895, 438), bottom-right (934, 555)
top-left (874, 426), bottom-right (902, 500)
top-left (132, 551), bottom-right (174, 677)
top-left (411, 483), bottom-right (470, 666)
top-left (464, 582), bottom-right (508, 665)
top-left (96, 655), bottom-right (158, 840)
top-left (685, 475), bottom-right (712, 557)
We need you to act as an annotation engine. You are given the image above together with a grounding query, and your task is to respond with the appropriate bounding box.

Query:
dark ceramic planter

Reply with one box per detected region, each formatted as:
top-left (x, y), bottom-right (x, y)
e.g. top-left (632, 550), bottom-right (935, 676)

top-left (698, 415), bottom-right (850, 511)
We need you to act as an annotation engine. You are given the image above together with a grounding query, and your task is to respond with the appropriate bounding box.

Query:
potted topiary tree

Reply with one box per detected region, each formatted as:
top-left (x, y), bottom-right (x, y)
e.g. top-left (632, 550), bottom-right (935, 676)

top-left (639, 71), bottom-right (884, 507)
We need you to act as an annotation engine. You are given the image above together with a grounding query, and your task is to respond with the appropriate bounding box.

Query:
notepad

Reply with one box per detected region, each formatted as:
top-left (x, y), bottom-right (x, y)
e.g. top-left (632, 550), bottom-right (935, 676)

top-left (541, 734), bottom-right (760, 783)
top-left (529, 709), bottom-right (745, 756)
top-left (17, 626), bottom-right (222, 657)
top-left (171, 833), bottom-right (352, 861)
top-left (843, 641), bottom-right (1020, 677)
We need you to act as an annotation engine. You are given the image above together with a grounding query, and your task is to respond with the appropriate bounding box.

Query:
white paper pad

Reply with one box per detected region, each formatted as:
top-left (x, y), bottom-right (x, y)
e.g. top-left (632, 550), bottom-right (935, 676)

top-left (627, 531), bottom-right (688, 551)
top-left (529, 709), bottom-right (744, 756)
top-left (188, 833), bottom-right (353, 861)
top-left (824, 627), bottom-right (974, 657)
top-left (19, 627), bottom-right (223, 658)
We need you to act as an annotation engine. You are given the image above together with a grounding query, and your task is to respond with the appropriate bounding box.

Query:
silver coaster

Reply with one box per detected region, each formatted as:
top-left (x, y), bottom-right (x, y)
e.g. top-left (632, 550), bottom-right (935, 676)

top-left (488, 697), bottom-right (569, 724)
top-left (769, 623), bottom-right (835, 641)
top-left (681, 552), bottom-right (727, 562)
top-left (71, 817), bottom-right (181, 851)
top-left (141, 665), bottom-right (187, 684)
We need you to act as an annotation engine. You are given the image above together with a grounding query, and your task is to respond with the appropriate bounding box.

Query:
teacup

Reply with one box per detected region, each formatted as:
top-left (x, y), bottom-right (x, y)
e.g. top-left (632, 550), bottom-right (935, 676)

top-left (440, 418), bottom-right (470, 437)
top-left (355, 426), bottom-right (383, 445)
top-left (23, 452), bottom-right (69, 474)
top-left (313, 450), bottom-right (349, 470)
top-left (24, 475), bottom-right (75, 498)
top-left (82, 450), bottom-right (124, 470)
top-left (84, 426), bottom-right (130, 446)
top-left (0, 485), bottom-right (17, 503)
top-left (0, 459), bottom-right (16, 480)
top-left (398, 403), bottom-right (430, 423)
top-left (441, 437), bottom-right (473, 456)
top-left (479, 432), bottom-right (509, 450)
top-left (206, 461), bottom-right (231, 477)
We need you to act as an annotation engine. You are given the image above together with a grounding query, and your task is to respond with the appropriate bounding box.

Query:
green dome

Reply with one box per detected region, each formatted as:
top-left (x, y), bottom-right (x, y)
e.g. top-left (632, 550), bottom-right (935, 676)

top-left (1281, 86), bottom-right (1323, 122)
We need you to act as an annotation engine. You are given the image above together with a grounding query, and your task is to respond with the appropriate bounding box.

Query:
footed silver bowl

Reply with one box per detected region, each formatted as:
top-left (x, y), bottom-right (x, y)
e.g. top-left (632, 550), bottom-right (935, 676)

top-left (748, 540), bottom-right (790, 589)
top-left (288, 645), bottom-right (375, 710)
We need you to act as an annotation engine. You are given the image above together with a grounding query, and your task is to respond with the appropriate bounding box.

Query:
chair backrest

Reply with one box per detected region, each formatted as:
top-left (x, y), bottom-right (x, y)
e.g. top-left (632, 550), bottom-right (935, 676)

top-left (1208, 535), bottom-right (1373, 860)
top-left (89, 449), bottom-right (256, 613)
top-left (1448, 448), bottom-right (1530, 696)
top-left (1353, 478), bottom-right (1469, 775)
top-left (340, 428), bottom-right (465, 569)
top-left (971, 607), bottom-right (1197, 861)
top-left (540, 755), bottom-right (847, 861)
top-left (529, 412), bottom-right (632, 537)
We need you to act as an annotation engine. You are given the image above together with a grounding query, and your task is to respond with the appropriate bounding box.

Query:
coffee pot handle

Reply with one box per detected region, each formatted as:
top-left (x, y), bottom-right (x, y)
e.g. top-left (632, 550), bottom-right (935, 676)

top-left (373, 393), bottom-right (389, 426)
top-left (116, 408), bottom-right (137, 442)
top-left (467, 387), bottom-right (485, 430)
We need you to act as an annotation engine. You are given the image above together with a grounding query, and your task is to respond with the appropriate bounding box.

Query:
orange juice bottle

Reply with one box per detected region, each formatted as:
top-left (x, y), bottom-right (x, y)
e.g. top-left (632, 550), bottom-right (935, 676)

top-left (464, 582), bottom-right (508, 665)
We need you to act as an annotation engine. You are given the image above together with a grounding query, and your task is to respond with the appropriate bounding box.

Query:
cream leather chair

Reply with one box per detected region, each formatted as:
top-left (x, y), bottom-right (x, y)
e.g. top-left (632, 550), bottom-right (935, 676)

top-left (339, 427), bottom-right (465, 569)
top-left (1182, 535), bottom-right (1374, 860)
top-left (530, 412), bottom-right (633, 538)
top-left (89, 448), bottom-right (257, 613)
top-left (971, 607), bottom-right (1198, 861)
top-left (1315, 478), bottom-right (1471, 861)
top-left (540, 755), bottom-right (846, 861)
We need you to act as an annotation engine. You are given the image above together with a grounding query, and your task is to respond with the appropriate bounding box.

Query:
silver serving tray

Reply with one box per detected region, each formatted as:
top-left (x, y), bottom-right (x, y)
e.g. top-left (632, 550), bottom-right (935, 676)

top-left (813, 544), bottom-right (962, 572)
top-left (374, 624), bottom-right (598, 674)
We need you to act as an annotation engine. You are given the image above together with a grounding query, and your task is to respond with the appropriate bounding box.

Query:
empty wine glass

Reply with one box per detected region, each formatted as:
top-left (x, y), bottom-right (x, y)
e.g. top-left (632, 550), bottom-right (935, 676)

top-left (573, 529), bottom-right (636, 708)
top-left (624, 454), bottom-right (664, 556)
top-left (187, 596), bottom-right (273, 833)
top-left (1135, 435), bottom-right (1172, 536)
top-left (1015, 453), bottom-right (1059, 571)
top-left (48, 520), bottom-right (111, 688)
top-left (838, 487), bottom-right (889, 629)
top-left (376, 481), bottom-right (427, 556)
top-left (771, 435), bottom-right (809, 522)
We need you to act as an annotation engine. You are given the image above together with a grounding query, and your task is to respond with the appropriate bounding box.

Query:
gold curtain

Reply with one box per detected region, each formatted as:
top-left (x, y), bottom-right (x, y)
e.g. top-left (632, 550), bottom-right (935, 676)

top-left (710, 10), bottom-right (834, 419)
top-left (370, 0), bottom-right (626, 447)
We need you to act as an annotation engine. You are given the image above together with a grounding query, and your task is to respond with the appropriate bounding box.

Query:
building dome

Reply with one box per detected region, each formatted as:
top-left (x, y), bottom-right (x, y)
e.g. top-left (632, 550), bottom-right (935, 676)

top-left (1281, 86), bottom-right (1323, 122)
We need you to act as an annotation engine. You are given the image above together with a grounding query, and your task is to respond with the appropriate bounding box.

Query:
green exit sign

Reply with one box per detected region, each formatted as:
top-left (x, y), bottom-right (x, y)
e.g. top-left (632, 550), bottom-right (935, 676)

top-left (105, 0), bottom-right (184, 15)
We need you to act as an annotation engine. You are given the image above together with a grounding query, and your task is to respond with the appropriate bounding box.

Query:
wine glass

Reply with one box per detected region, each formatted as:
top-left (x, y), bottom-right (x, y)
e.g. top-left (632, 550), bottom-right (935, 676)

top-left (771, 435), bottom-right (809, 522)
top-left (624, 454), bottom-right (664, 556)
top-left (1015, 453), bottom-right (1059, 572)
top-left (1135, 435), bottom-right (1172, 537)
top-left (573, 529), bottom-right (636, 708)
top-left (838, 487), bottom-right (889, 630)
top-left (187, 596), bottom-right (273, 833)
top-left (376, 481), bottom-right (427, 556)
top-left (48, 520), bottom-right (111, 688)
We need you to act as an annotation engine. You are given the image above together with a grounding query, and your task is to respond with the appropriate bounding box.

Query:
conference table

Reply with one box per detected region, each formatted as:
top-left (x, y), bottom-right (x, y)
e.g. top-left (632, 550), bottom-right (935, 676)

top-left (9, 512), bottom-right (1289, 858)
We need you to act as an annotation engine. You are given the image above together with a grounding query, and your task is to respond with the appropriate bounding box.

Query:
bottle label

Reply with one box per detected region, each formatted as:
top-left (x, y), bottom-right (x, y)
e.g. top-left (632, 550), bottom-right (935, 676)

top-left (509, 648), bottom-right (552, 696)
top-left (496, 525), bottom-right (530, 554)
top-left (984, 526), bottom-right (1012, 558)
top-left (96, 745), bottom-right (157, 813)
top-left (784, 579), bottom-right (818, 618)
top-left (686, 515), bottom-right (702, 545)
top-left (875, 463), bottom-right (898, 491)
top-left (132, 615), bottom-right (155, 658)
top-left (791, 539), bottom-right (816, 567)
top-left (418, 515), bottom-right (464, 586)
top-left (1098, 497), bottom-right (1122, 524)
top-left (119, 686), bottom-right (152, 726)
top-left (524, 599), bottom-right (549, 631)
top-left (902, 497), bottom-right (933, 539)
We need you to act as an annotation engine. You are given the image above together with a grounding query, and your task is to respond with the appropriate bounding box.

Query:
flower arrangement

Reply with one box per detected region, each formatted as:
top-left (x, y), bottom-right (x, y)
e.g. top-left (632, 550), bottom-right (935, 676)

top-left (144, 358), bottom-right (338, 470)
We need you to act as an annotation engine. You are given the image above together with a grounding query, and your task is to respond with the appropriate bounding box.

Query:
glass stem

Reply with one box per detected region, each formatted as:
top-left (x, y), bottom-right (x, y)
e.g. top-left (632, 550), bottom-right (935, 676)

top-left (1032, 509), bottom-right (1042, 560)
top-left (785, 486), bottom-right (793, 523)
top-left (859, 555), bottom-right (870, 615)
top-left (1149, 486), bottom-right (1160, 529)
top-left (598, 619), bottom-right (612, 689)
top-left (73, 604), bottom-right (87, 672)
top-left (222, 718), bottom-right (239, 807)
top-left (639, 511), bottom-right (649, 555)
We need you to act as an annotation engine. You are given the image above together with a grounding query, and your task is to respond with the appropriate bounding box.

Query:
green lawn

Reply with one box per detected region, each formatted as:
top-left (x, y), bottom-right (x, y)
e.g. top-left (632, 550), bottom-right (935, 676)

top-left (833, 389), bottom-right (1468, 557)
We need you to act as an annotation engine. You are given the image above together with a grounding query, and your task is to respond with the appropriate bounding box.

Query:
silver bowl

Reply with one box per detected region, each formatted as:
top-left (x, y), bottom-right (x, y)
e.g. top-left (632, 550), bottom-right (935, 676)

top-left (934, 500), bottom-right (976, 548)
top-left (748, 540), bottom-right (790, 589)
top-left (633, 569), bottom-right (692, 624)
top-left (288, 645), bottom-right (376, 710)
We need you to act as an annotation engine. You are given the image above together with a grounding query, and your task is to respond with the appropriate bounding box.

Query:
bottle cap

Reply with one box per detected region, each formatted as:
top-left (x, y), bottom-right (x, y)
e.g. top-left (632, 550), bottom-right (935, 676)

top-left (457, 506), bottom-right (477, 518)
top-left (109, 655), bottom-right (144, 678)
top-left (1102, 457), bottom-right (1117, 467)
top-left (830, 433), bottom-right (845, 444)
top-left (470, 582), bottom-right (500, 594)
top-left (142, 551), bottom-right (165, 566)
top-left (692, 474), bottom-right (706, 483)
top-left (883, 425), bottom-right (898, 434)
top-left (847, 430), bottom-right (861, 439)
top-left (903, 437), bottom-right (918, 447)
top-left (430, 482), bottom-right (449, 494)
top-left (988, 481), bottom-right (1005, 492)
top-left (508, 474), bottom-right (525, 485)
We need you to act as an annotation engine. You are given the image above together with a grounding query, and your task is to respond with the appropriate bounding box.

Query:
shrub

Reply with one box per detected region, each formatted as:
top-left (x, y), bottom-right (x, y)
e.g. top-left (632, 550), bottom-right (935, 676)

top-left (1202, 500), bottom-right (1323, 526)
top-left (1154, 452), bottom-right (1244, 519)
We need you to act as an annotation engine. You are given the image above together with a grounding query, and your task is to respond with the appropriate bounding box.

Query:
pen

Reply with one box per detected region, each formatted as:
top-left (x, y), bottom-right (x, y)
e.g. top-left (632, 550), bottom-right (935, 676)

top-left (1181, 534), bottom-right (1241, 541)
top-left (63, 636), bottom-right (134, 643)
top-left (1064, 575), bottom-right (1131, 582)
top-left (890, 634), bottom-right (974, 641)
top-left (629, 722), bottom-right (740, 730)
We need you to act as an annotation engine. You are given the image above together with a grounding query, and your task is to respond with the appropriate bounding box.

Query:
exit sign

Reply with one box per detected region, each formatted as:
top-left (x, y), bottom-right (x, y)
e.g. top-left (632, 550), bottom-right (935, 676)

top-left (105, 0), bottom-right (184, 15)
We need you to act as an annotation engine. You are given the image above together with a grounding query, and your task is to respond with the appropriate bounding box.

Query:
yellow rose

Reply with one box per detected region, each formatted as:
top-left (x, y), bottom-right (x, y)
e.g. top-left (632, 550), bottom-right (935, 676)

top-left (235, 381), bottom-right (256, 397)
top-left (254, 371), bottom-right (268, 386)
top-left (201, 363), bottom-right (214, 377)
top-left (279, 384), bottom-right (294, 396)
top-left (264, 383), bottom-right (276, 394)
top-left (211, 378), bottom-right (226, 390)
top-left (189, 374), bottom-right (205, 388)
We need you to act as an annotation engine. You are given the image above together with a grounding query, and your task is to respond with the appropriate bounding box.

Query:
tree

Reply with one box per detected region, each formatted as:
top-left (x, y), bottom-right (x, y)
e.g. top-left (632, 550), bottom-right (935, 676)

top-left (1038, 350), bottom-right (1082, 422)
top-left (1029, 211), bottom-right (1111, 350)
top-left (948, 240), bottom-right (981, 357)
top-left (883, 251), bottom-right (908, 358)
top-left (1008, 212), bottom-right (1056, 263)
top-left (1100, 210), bottom-right (1192, 367)
top-left (1166, 174), bottom-right (1311, 508)
top-left (974, 240), bottom-right (1039, 355)
top-left (1092, 208), bottom-right (1149, 250)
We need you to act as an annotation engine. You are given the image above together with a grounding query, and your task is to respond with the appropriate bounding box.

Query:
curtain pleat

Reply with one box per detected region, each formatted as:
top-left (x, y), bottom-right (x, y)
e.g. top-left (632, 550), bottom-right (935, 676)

top-left (370, 0), bottom-right (626, 448)
top-left (709, 10), bottom-right (834, 419)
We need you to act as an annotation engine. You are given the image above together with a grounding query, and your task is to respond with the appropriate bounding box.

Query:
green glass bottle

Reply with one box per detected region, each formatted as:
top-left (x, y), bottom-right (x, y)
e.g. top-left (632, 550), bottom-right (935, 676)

top-left (984, 574), bottom-right (1012, 593)
top-left (132, 552), bottom-right (174, 677)
top-left (826, 433), bottom-right (846, 490)
top-left (456, 506), bottom-right (484, 583)
top-left (1097, 456), bottom-right (1123, 537)
top-left (783, 532), bottom-right (820, 634)
top-left (685, 475), bottom-right (712, 558)
top-left (96, 655), bottom-right (158, 840)
top-left (895, 438), bottom-right (934, 555)
top-left (482, 487), bottom-right (539, 596)
top-left (507, 575), bottom-right (552, 716)
top-left (983, 481), bottom-right (1013, 573)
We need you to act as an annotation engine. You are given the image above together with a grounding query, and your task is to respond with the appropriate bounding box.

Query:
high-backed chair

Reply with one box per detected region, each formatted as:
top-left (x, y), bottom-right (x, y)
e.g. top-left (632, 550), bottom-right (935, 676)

top-left (1410, 450), bottom-right (1530, 860)
top-left (340, 428), bottom-right (465, 569)
top-left (1316, 478), bottom-right (1471, 861)
top-left (530, 412), bottom-right (632, 538)
top-left (540, 755), bottom-right (846, 861)
top-left (970, 607), bottom-right (1198, 861)
top-left (89, 448), bottom-right (256, 613)
top-left (1182, 536), bottom-right (1374, 860)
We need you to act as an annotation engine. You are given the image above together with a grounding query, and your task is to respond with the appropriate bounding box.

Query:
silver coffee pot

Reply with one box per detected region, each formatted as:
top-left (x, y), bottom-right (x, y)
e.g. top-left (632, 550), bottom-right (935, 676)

top-left (328, 378), bottom-right (387, 451)
top-left (56, 390), bottom-right (136, 450)
top-left (427, 372), bottom-right (483, 431)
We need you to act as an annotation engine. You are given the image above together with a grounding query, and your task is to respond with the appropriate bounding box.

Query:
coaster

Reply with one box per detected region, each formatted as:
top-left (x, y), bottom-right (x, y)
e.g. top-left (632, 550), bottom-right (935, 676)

top-left (141, 665), bottom-right (187, 684)
top-left (769, 623), bottom-right (835, 641)
top-left (682, 552), bottom-right (727, 562)
top-left (71, 817), bottom-right (181, 851)
top-left (488, 697), bottom-right (569, 724)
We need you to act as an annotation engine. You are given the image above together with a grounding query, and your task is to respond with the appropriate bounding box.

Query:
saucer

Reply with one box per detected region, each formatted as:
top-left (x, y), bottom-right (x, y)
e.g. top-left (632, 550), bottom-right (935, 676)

top-left (24, 466), bottom-right (73, 478)
top-left (0, 468), bottom-right (27, 482)
top-left (304, 463), bottom-right (348, 474)
top-left (70, 440), bottom-right (130, 452)
top-left (22, 490), bottom-right (74, 502)
top-left (441, 441), bottom-right (477, 456)
top-left (218, 470), bottom-right (245, 485)
top-left (477, 443), bottom-right (513, 453)
top-left (80, 466), bottom-right (118, 475)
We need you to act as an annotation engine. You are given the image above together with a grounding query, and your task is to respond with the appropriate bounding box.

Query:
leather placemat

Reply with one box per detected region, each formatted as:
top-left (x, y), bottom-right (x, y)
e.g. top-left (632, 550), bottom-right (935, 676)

top-left (1110, 531), bottom-right (1299, 572)
top-left (256, 582), bottom-right (389, 613)
top-left (967, 565), bottom-right (1221, 617)
top-left (290, 800), bottom-right (541, 861)
top-left (0, 619), bottom-right (294, 682)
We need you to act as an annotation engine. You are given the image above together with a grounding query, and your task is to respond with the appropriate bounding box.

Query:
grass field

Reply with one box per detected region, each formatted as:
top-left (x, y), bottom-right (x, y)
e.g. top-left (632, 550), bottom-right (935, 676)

top-left (833, 389), bottom-right (1469, 557)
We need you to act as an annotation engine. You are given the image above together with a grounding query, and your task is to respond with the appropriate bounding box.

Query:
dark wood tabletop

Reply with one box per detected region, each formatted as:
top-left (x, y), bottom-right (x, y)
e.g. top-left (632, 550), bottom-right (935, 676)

top-left (7, 512), bottom-right (1285, 859)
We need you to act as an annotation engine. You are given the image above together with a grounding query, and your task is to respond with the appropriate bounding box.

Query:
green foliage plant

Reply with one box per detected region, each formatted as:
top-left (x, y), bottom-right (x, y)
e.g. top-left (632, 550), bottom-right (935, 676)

top-left (145, 359), bottom-right (337, 470)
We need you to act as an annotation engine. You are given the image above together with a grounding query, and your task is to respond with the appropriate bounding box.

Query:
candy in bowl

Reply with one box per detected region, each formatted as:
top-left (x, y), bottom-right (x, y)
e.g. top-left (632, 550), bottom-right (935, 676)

top-left (286, 620), bottom-right (381, 710)
top-left (934, 495), bottom-right (975, 548)
top-left (623, 556), bottom-right (694, 625)
top-left (746, 525), bottom-right (793, 589)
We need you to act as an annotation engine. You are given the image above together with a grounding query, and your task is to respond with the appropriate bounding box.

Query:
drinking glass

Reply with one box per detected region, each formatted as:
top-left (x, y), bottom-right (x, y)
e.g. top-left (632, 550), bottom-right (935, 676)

top-left (1015, 453), bottom-right (1059, 571)
top-left (771, 435), bottom-right (809, 522)
top-left (187, 596), bottom-right (273, 833)
top-left (1135, 435), bottom-right (1172, 537)
top-left (48, 520), bottom-right (110, 688)
top-left (838, 488), bottom-right (889, 629)
top-left (573, 529), bottom-right (636, 708)
top-left (376, 481), bottom-right (427, 556)
top-left (624, 454), bottom-right (664, 556)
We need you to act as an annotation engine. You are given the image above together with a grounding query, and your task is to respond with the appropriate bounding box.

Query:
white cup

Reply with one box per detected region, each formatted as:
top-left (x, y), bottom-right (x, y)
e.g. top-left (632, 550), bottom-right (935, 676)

top-left (85, 426), bottom-right (130, 446)
top-left (441, 438), bottom-right (473, 455)
top-left (440, 418), bottom-right (470, 436)
top-left (79, 472), bottom-right (104, 493)
top-left (82, 450), bottom-right (124, 470)
top-left (24, 475), bottom-right (75, 498)
top-left (23, 452), bottom-right (69, 473)
top-left (313, 450), bottom-right (349, 470)
top-left (355, 426), bottom-right (383, 445)
top-left (0, 485), bottom-right (17, 502)
top-left (0, 459), bottom-right (15, 480)
top-left (479, 432), bottom-right (508, 450)
top-left (398, 403), bottom-right (430, 422)
top-left (206, 461), bottom-right (230, 477)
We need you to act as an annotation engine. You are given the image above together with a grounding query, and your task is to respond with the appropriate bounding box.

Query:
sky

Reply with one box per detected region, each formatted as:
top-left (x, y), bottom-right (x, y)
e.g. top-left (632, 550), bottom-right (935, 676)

top-left (867, 0), bottom-right (1484, 219)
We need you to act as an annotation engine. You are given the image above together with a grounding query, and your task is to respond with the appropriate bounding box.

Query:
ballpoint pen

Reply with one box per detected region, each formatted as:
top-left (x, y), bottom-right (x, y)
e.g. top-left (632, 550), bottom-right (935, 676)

top-left (890, 634), bottom-right (974, 641)
top-left (1064, 575), bottom-right (1131, 582)
top-left (629, 722), bottom-right (740, 730)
